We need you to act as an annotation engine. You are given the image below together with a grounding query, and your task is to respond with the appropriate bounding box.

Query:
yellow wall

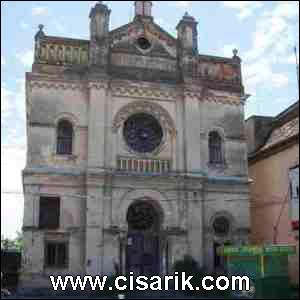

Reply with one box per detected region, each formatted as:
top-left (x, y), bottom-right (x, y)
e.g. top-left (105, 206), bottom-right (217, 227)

top-left (249, 143), bottom-right (299, 283)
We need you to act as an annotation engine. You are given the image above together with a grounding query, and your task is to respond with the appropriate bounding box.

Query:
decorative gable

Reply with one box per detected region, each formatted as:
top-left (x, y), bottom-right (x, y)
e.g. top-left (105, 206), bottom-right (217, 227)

top-left (110, 20), bottom-right (177, 59)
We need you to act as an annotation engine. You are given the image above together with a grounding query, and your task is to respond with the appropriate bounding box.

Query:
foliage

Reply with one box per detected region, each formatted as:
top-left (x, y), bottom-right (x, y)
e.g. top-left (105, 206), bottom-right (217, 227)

top-left (173, 255), bottom-right (227, 298)
top-left (1, 232), bottom-right (23, 252)
top-left (173, 255), bottom-right (206, 296)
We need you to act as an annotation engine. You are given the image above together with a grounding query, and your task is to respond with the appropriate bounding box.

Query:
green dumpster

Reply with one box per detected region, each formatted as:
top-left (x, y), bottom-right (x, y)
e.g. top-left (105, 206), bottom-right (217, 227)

top-left (219, 245), bottom-right (296, 299)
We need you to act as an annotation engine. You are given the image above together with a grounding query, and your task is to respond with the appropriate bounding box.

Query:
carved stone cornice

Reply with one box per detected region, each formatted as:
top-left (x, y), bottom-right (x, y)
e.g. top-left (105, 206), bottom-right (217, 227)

top-left (204, 94), bottom-right (241, 106)
top-left (88, 81), bottom-right (109, 90)
top-left (112, 86), bottom-right (178, 101)
top-left (27, 77), bottom-right (242, 106)
top-left (183, 87), bottom-right (203, 101)
top-left (28, 78), bottom-right (110, 91)
top-left (183, 88), bottom-right (242, 106)
top-left (111, 82), bottom-right (179, 101)
top-left (29, 80), bottom-right (87, 91)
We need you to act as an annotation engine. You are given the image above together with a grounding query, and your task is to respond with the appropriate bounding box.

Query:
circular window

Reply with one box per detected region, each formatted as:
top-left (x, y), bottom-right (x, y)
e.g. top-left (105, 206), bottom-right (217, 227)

top-left (137, 37), bottom-right (152, 50)
top-left (123, 113), bottom-right (163, 154)
top-left (127, 202), bottom-right (158, 231)
top-left (213, 216), bottom-right (231, 236)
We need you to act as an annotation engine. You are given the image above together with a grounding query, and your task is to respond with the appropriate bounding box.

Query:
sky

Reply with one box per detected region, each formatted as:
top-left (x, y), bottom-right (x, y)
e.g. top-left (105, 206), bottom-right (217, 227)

top-left (1, 1), bottom-right (299, 239)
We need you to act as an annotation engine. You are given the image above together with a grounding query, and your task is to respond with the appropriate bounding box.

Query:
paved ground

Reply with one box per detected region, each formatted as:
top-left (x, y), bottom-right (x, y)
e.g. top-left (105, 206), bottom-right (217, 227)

top-left (3, 295), bottom-right (213, 299)
top-left (3, 290), bottom-right (225, 299)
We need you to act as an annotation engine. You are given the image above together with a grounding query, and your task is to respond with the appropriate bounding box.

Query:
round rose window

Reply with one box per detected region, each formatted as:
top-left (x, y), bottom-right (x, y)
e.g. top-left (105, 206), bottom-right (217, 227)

top-left (123, 113), bottom-right (163, 154)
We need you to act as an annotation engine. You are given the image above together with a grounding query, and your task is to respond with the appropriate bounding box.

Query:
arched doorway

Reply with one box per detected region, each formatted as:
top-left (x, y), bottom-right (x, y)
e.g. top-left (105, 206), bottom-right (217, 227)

top-left (126, 200), bottom-right (163, 275)
top-left (212, 215), bottom-right (233, 273)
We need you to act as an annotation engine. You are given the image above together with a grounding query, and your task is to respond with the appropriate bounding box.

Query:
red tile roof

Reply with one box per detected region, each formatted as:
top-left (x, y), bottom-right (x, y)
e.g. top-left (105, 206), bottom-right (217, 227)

top-left (261, 117), bottom-right (299, 151)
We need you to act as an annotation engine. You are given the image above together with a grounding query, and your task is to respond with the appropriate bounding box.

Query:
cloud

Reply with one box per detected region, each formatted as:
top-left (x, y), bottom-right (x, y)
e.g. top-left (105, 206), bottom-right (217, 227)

top-left (16, 49), bottom-right (34, 68)
top-left (243, 59), bottom-right (289, 93)
top-left (1, 79), bottom-right (26, 129)
top-left (175, 1), bottom-right (193, 8)
top-left (1, 143), bottom-right (26, 239)
top-left (1, 55), bottom-right (5, 65)
top-left (1, 85), bottom-right (13, 123)
top-left (241, 1), bottom-right (299, 94)
top-left (32, 6), bottom-right (49, 17)
top-left (1, 79), bottom-right (27, 239)
top-left (271, 1), bottom-right (300, 19)
top-left (15, 79), bottom-right (27, 122)
top-left (245, 5), bottom-right (298, 61)
top-left (223, 1), bottom-right (263, 20)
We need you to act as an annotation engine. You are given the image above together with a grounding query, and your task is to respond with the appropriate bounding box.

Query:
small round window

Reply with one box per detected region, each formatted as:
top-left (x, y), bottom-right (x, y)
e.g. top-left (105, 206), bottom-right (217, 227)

top-left (137, 37), bottom-right (152, 50)
top-left (213, 216), bottom-right (231, 237)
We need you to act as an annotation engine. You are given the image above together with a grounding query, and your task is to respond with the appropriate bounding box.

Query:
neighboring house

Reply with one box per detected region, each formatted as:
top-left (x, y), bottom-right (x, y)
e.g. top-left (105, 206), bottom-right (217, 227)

top-left (246, 101), bottom-right (299, 283)
top-left (21, 1), bottom-right (251, 287)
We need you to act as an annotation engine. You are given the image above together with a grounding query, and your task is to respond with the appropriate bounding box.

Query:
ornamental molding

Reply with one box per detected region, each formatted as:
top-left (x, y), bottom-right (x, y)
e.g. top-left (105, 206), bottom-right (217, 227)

top-left (88, 81), bottom-right (109, 90)
top-left (208, 211), bottom-right (236, 236)
top-left (28, 79), bottom-right (241, 105)
top-left (113, 100), bottom-right (176, 135)
top-left (204, 94), bottom-right (241, 106)
top-left (111, 84), bottom-right (179, 101)
top-left (183, 89), bottom-right (203, 101)
top-left (29, 80), bottom-right (87, 91)
top-left (29, 79), bottom-right (109, 91)
top-left (184, 88), bottom-right (242, 106)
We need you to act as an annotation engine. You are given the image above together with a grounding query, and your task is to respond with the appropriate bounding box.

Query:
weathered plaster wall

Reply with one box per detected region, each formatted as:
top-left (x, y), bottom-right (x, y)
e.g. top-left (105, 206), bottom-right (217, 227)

top-left (21, 172), bottom-right (86, 286)
top-left (27, 84), bottom-right (89, 168)
top-left (199, 98), bottom-right (248, 177)
top-left (249, 143), bottom-right (299, 283)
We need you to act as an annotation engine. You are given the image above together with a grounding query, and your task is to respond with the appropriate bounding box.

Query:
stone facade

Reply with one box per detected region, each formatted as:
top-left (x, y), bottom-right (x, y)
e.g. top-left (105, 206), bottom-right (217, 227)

top-left (21, 1), bottom-right (250, 287)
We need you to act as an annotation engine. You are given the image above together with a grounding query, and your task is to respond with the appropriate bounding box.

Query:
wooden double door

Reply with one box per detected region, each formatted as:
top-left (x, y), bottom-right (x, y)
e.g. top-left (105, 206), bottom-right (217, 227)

top-left (126, 231), bottom-right (160, 276)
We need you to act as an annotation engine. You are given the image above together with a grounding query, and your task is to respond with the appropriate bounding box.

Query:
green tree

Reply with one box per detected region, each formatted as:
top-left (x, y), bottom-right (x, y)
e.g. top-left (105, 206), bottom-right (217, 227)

top-left (1, 232), bottom-right (23, 252)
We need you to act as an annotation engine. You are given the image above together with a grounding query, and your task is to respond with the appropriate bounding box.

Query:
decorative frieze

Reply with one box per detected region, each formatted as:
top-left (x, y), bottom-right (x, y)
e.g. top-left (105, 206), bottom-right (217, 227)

top-left (88, 81), bottom-right (109, 90)
top-left (28, 78), bottom-right (110, 91)
top-left (29, 80), bottom-right (86, 91)
top-left (204, 94), bottom-right (242, 106)
top-left (111, 84), bottom-right (178, 101)
top-left (184, 88), bottom-right (242, 106)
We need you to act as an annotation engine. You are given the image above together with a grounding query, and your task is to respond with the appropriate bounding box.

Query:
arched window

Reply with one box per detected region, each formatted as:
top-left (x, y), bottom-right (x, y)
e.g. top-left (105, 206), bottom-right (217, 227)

top-left (209, 131), bottom-right (224, 164)
top-left (56, 120), bottom-right (73, 155)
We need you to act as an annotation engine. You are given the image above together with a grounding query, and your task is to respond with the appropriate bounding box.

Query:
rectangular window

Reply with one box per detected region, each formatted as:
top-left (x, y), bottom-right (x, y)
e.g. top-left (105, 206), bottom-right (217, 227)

top-left (39, 197), bottom-right (60, 229)
top-left (45, 242), bottom-right (68, 269)
top-left (289, 166), bottom-right (299, 231)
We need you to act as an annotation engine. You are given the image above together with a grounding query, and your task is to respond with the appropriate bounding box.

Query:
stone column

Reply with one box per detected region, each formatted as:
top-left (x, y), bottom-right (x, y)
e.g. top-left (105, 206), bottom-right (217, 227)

top-left (175, 96), bottom-right (185, 172)
top-left (87, 82), bottom-right (108, 170)
top-left (183, 88), bottom-right (202, 173)
top-left (85, 186), bottom-right (104, 276)
top-left (187, 190), bottom-right (204, 267)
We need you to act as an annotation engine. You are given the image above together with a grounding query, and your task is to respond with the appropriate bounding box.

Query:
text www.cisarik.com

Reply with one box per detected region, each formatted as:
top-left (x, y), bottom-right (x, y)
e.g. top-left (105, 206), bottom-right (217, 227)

top-left (50, 273), bottom-right (251, 292)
